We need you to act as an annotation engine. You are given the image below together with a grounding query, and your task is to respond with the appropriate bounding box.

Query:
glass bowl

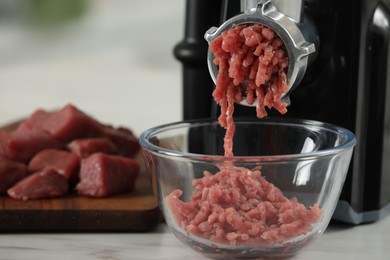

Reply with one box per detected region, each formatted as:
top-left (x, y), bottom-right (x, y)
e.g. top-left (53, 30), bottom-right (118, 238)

top-left (139, 118), bottom-right (356, 259)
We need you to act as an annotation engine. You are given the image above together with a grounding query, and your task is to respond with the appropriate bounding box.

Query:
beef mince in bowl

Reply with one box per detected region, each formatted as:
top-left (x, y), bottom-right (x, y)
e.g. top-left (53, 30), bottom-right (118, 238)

top-left (140, 119), bottom-right (356, 258)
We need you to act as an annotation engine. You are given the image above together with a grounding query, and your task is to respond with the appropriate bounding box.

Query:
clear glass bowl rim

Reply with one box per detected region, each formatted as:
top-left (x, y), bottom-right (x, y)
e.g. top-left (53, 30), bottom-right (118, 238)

top-left (139, 117), bottom-right (357, 163)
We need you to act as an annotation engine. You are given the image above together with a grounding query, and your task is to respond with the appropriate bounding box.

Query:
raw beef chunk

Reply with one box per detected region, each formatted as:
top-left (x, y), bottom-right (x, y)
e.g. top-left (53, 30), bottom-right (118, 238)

top-left (7, 168), bottom-right (68, 200)
top-left (17, 109), bottom-right (51, 131)
top-left (76, 153), bottom-right (139, 197)
top-left (67, 138), bottom-right (118, 158)
top-left (101, 126), bottom-right (140, 157)
top-left (1, 104), bottom-right (141, 200)
top-left (0, 157), bottom-right (27, 194)
top-left (15, 104), bottom-right (140, 158)
top-left (35, 104), bottom-right (101, 142)
top-left (0, 129), bottom-right (63, 163)
top-left (28, 149), bottom-right (80, 180)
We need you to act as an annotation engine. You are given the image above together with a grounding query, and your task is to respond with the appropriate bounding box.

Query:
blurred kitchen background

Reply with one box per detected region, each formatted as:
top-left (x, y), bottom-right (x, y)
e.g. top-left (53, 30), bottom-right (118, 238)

top-left (0, 0), bottom-right (184, 135)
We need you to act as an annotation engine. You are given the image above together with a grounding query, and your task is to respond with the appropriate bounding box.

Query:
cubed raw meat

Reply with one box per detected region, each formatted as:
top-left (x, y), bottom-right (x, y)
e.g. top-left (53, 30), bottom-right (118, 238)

top-left (7, 168), bottom-right (68, 200)
top-left (0, 129), bottom-right (63, 163)
top-left (101, 126), bottom-right (140, 158)
top-left (28, 149), bottom-right (80, 180)
top-left (76, 153), bottom-right (139, 197)
top-left (0, 156), bottom-right (27, 194)
top-left (67, 138), bottom-right (118, 158)
top-left (17, 109), bottom-right (51, 131)
top-left (35, 104), bottom-right (101, 142)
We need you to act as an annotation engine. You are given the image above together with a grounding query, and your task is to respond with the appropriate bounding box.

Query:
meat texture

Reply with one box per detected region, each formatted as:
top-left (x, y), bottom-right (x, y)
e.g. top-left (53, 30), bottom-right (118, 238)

top-left (33, 104), bottom-right (101, 142)
top-left (0, 157), bottom-right (27, 194)
top-left (7, 168), bottom-right (68, 200)
top-left (17, 109), bottom-right (51, 131)
top-left (76, 153), bottom-right (139, 197)
top-left (100, 126), bottom-right (140, 158)
top-left (166, 166), bottom-right (322, 246)
top-left (210, 24), bottom-right (289, 119)
top-left (1, 103), bottom-right (141, 200)
top-left (0, 129), bottom-right (63, 163)
top-left (18, 104), bottom-right (140, 158)
top-left (210, 24), bottom-right (289, 156)
top-left (28, 149), bottom-right (80, 180)
top-left (67, 138), bottom-right (118, 158)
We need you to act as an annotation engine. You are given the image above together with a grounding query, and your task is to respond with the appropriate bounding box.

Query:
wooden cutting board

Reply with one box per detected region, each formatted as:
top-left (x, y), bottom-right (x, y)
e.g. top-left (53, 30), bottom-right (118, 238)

top-left (0, 122), bottom-right (160, 232)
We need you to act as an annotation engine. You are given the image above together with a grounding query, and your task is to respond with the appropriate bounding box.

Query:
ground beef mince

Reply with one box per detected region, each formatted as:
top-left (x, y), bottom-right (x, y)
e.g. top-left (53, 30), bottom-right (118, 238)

top-left (210, 23), bottom-right (289, 117)
top-left (210, 24), bottom-right (289, 156)
top-left (166, 166), bottom-right (322, 246)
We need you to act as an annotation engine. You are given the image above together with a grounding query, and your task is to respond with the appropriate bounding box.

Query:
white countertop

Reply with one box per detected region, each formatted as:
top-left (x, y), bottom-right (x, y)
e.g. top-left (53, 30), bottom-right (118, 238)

top-left (0, 218), bottom-right (389, 260)
top-left (0, 1), bottom-right (389, 259)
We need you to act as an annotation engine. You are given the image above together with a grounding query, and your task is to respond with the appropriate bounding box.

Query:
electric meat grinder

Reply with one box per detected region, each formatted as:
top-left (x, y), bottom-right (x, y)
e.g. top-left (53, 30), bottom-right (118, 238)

top-left (174, 0), bottom-right (390, 224)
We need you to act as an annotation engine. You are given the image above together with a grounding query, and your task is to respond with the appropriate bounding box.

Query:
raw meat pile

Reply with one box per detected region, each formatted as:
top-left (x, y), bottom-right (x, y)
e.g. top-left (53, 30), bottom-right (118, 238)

top-left (0, 104), bottom-right (140, 200)
top-left (166, 24), bottom-right (322, 246)
top-left (167, 166), bottom-right (322, 246)
top-left (210, 24), bottom-right (289, 156)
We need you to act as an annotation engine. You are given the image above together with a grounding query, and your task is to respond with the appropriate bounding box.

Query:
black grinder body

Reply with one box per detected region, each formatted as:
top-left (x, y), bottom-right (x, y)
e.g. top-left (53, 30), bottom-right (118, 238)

top-left (174, 0), bottom-right (390, 224)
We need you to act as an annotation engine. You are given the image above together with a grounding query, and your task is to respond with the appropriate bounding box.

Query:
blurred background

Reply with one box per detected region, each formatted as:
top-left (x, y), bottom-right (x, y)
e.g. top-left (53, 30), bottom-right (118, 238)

top-left (0, 0), bottom-right (184, 135)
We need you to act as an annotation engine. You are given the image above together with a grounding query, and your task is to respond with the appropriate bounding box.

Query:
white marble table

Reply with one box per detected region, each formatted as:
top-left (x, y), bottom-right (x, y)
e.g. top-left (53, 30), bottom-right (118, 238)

top-left (0, 217), bottom-right (389, 260)
top-left (0, 1), bottom-right (389, 259)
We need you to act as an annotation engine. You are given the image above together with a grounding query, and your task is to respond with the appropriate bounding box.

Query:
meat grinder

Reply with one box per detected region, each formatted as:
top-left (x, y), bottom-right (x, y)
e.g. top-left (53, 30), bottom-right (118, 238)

top-left (174, 0), bottom-right (390, 224)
